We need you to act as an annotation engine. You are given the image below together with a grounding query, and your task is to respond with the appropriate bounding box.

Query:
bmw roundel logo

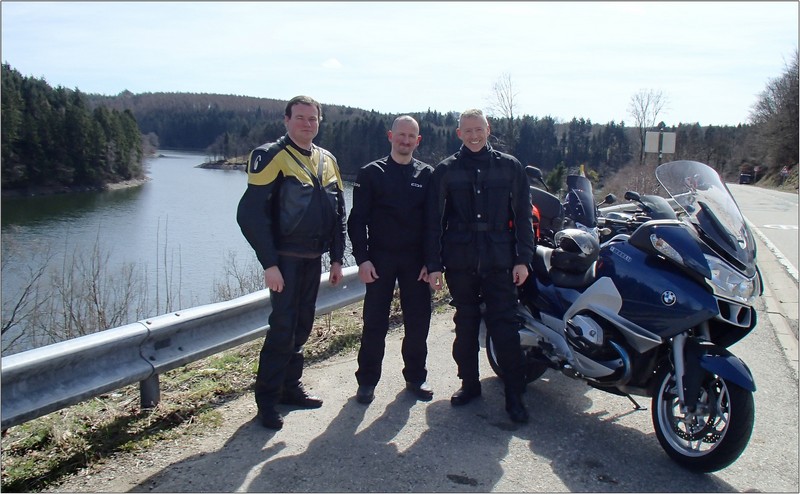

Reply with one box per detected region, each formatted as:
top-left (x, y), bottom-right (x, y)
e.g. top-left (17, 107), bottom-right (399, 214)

top-left (661, 291), bottom-right (677, 306)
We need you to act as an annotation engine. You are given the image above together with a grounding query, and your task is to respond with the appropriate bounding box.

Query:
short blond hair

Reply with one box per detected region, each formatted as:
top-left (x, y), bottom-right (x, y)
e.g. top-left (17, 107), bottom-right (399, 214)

top-left (458, 108), bottom-right (488, 127)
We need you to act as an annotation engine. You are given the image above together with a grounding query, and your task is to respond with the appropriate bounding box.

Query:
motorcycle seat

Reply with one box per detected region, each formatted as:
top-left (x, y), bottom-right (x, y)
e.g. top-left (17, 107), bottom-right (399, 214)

top-left (532, 245), bottom-right (596, 289)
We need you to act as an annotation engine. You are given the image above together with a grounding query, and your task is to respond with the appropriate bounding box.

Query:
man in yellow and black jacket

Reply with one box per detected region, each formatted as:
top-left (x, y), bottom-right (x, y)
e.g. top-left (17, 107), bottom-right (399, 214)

top-left (237, 95), bottom-right (346, 431)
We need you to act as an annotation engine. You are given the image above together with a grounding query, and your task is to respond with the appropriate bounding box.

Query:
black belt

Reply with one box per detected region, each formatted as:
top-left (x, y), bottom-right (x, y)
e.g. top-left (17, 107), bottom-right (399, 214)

top-left (278, 237), bottom-right (328, 253)
top-left (450, 222), bottom-right (508, 232)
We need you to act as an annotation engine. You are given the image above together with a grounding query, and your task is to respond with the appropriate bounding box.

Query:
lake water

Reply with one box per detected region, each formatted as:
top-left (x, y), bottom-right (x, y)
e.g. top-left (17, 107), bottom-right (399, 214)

top-left (1, 150), bottom-right (355, 352)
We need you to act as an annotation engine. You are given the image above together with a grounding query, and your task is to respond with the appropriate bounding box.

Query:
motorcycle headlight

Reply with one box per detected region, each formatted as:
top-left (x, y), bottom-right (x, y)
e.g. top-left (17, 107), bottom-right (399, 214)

top-left (705, 254), bottom-right (759, 305)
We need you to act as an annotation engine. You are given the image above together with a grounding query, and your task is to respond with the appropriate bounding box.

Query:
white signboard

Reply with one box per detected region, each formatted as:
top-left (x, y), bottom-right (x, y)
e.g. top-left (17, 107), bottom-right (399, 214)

top-left (661, 132), bottom-right (676, 154)
top-left (644, 131), bottom-right (677, 154)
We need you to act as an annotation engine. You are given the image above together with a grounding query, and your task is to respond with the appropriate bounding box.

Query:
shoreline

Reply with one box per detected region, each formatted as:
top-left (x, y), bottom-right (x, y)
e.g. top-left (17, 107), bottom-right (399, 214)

top-left (2, 176), bottom-right (151, 199)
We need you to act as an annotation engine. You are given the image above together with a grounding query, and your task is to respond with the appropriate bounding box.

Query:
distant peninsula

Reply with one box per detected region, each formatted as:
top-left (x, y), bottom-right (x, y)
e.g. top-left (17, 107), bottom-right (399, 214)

top-left (196, 158), bottom-right (247, 171)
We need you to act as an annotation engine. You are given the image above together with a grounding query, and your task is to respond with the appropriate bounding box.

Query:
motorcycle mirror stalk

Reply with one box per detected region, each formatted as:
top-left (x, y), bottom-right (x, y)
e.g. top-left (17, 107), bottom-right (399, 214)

top-left (597, 193), bottom-right (616, 208)
top-left (525, 166), bottom-right (549, 191)
top-left (624, 190), bottom-right (641, 202)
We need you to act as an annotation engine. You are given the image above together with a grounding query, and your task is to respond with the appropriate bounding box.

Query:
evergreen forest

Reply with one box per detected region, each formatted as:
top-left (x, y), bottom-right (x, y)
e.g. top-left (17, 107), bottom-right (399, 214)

top-left (1, 64), bottom-right (145, 192)
top-left (2, 57), bottom-right (797, 191)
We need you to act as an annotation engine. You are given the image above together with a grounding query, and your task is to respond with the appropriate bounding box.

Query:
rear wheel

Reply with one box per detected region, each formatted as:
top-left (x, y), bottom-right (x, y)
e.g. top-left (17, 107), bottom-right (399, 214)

top-left (651, 366), bottom-right (754, 472)
top-left (486, 333), bottom-right (548, 384)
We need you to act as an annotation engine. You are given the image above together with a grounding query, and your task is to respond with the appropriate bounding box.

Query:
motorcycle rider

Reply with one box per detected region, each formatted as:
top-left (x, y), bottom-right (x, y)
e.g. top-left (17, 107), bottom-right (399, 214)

top-left (347, 115), bottom-right (435, 404)
top-left (425, 108), bottom-right (535, 423)
top-left (237, 95), bottom-right (347, 430)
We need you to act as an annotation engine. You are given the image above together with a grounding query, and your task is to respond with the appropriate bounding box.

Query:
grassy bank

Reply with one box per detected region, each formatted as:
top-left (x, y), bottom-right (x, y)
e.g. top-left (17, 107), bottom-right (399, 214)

top-left (0, 289), bottom-right (451, 492)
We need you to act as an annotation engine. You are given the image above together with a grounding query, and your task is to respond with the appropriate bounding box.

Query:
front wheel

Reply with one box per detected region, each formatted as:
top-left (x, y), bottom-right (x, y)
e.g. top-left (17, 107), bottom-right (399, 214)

top-left (486, 333), bottom-right (548, 384)
top-left (651, 366), bottom-right (755, 472)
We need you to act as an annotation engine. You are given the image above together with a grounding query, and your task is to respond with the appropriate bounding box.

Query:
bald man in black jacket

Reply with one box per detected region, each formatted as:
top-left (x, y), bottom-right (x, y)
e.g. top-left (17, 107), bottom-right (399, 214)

top-left (347, 115), bottom-right (434, 405)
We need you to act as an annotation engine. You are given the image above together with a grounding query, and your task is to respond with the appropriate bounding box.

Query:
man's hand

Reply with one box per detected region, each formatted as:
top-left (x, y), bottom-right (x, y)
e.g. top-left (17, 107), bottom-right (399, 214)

top-left (428, 271), bottom-right (444, 291)
top-left (512, 264), bottom-right (529, 286)
top-left (418, 265), bottom-right (429, 283)
top-left (358, 261), bottom-right (379, 283)
top-left (265, 266), bottom-right (284, 292)
top-left (329, 262), bottom-right (343, 286)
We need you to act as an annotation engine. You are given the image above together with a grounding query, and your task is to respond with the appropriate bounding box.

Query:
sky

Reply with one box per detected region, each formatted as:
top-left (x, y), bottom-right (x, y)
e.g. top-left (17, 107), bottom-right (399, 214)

top-left (2, 1), bottom-right (797, 126)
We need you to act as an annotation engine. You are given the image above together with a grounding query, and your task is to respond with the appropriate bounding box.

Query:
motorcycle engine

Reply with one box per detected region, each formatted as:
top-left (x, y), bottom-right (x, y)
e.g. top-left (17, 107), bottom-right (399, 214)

top-left (566, 314), bottom-right (629, 384)
top-left (566, 315), bottom-right (605, 352)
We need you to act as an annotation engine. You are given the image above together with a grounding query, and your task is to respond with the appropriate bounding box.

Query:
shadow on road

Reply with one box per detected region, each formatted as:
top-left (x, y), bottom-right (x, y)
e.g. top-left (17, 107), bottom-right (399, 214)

top-left (129, 371), bottom-right (739, 492)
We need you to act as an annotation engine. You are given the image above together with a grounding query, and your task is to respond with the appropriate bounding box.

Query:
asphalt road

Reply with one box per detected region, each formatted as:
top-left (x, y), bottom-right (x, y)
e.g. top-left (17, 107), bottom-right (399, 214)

top-left (727, 184), bottom-right (798, 277)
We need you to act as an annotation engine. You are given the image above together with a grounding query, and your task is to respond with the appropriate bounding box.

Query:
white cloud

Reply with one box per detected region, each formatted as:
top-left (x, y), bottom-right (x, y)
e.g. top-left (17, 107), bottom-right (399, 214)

top-left (322, 58), bottom-right (343, 70)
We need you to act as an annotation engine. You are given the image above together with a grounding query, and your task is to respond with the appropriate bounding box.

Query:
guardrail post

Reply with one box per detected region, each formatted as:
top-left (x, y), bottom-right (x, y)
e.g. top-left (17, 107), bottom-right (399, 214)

top-left (140, 375), bottom-right (161, 409)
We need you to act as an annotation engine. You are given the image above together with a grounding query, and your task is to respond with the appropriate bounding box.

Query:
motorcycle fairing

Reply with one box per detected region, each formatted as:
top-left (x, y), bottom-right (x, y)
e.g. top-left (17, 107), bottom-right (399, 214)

top-left (684, 338), bottom-right (757, 396)
top-left (597, 242), bottom-right (718, 338)
top-left (530, 186), bottom-right (564, 235)
top-left (628, 220), bottom-right (712, 282)
top-left (564, 277), bottom-right (662, 355)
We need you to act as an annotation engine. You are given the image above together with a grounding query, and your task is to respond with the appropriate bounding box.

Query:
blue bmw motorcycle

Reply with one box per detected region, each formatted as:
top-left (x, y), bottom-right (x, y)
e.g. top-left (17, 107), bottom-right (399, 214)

top-left (487, 160), bottom-right (762, 472)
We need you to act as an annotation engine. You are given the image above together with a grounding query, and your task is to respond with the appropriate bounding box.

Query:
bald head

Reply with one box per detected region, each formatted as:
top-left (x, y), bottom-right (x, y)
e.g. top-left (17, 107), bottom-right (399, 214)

top-left (388, 115), bottom-right (421, 164)
top-left (392, 115), bottom-right (419, 133)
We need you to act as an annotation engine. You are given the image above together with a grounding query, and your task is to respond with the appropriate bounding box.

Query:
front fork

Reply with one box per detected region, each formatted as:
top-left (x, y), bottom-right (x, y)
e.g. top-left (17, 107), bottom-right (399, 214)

top-left (669, 323), bottom-right (712, 411)
top-left (669, 322), bottom-right (755, 412)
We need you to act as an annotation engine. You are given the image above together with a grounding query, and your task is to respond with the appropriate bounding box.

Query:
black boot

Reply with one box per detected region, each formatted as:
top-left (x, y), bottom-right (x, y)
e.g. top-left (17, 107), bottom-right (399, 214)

top-left (279, 384), bottom-right (323, 408)
top-left (450, 381), bottom-right (481, 406)
top-left (257, 408), bottom-right (284, 430)
top-left (505, 392), bottom-right (529, 423)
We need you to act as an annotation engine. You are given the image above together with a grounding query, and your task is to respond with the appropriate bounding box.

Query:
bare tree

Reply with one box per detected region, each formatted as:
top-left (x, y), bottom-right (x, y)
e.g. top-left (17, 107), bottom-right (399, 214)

top-left (1, 243), bottom-right (52, 349)
top-left (213, 250), bottom-right (264, 301)
top-left (749, 49), bottom-right (799, 171)
top-left (1, 231), bottom-right (177, 356)
top-left (486, 72), bottom-right (520, 151)
top-left (628, 88), bottom-right (668, 165)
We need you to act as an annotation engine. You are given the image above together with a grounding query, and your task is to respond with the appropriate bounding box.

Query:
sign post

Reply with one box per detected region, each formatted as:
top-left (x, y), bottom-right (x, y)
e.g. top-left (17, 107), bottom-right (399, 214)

top-left (645, 129), bottom-right (676, 165)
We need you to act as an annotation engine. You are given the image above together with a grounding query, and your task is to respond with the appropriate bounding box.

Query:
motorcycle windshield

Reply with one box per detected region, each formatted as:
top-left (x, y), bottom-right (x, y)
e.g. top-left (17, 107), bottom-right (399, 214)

top-left (565, 175), bottom-right (596, 228)
top-left (655, 160), bottom-right (756, 273)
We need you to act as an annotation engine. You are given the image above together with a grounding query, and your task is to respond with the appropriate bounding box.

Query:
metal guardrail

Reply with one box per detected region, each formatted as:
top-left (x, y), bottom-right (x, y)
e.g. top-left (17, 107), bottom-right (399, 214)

top-left (1, 266), bottom-right (365, 430)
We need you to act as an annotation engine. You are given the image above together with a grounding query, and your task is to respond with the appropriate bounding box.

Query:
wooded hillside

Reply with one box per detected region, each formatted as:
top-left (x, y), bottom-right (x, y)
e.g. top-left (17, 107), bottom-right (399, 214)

top-left (3, 52), bottom-right (796, 192)
top-left (1, 64), bottom-right (145, 192)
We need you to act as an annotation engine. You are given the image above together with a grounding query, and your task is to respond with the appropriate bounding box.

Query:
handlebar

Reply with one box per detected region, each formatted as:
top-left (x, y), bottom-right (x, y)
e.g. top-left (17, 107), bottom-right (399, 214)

top-left (597, 214), bottom-right (652, 230)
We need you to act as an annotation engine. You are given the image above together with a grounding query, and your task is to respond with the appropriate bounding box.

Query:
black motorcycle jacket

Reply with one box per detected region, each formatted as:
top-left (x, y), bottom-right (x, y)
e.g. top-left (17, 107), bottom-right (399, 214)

top-left (425, 144), bottom-right (534, 273)
top-left (237, 135), bottom-right (347, 270)
top-left (347, 156), bottom-right (433, 265)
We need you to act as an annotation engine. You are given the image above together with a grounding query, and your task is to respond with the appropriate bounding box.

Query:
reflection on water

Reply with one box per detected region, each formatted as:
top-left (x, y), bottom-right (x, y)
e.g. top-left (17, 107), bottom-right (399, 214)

top-left (2, 186), bottom-right (146, 228)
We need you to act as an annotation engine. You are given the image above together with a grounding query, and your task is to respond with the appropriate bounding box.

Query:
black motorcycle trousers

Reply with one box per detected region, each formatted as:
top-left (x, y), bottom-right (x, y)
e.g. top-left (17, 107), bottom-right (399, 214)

top-left (255, 255), bottom-right (322, 411)
top-left (356, 251), bottom-right (432, 386)
top-left (445, 269), bottom-right (526, 394)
